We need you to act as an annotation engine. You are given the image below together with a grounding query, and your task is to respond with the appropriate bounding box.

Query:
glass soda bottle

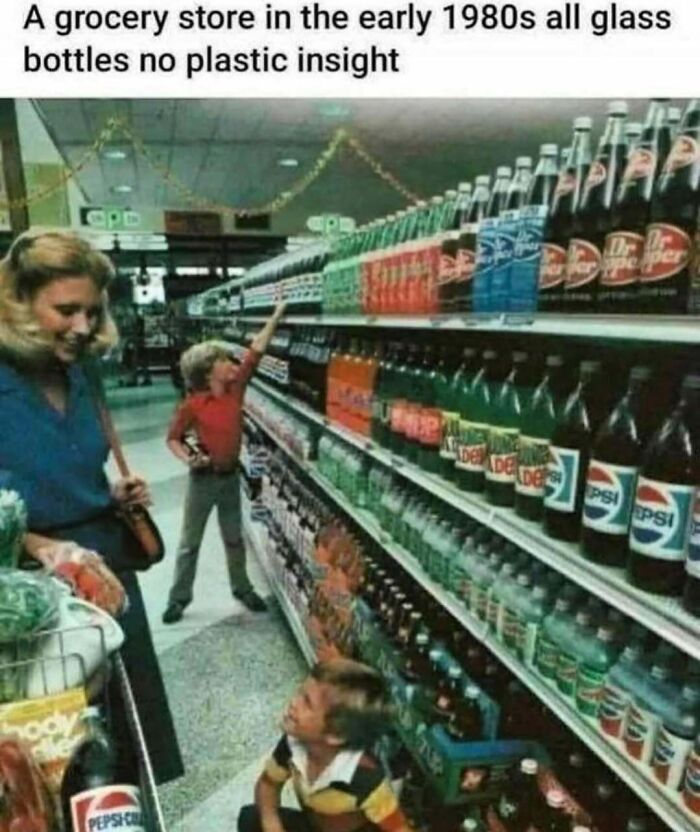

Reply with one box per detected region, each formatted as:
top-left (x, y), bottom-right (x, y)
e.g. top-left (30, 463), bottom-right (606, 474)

top-left (638, 98), bottom-right (700, 314)
top-left (439, 347), bottom-right (479, 481)
top-left (683, 492), bottom-right (700, 616)
top-left (651, 665), bottom-right (700, 792)
top-left (455, 175), bottom-right (490, 313)
top-left (628, 373), bottom-right (700, 596)
top-left (539, 117), bottom-right (593, 311)
top-left (437, 188), bottom-right (463, 313)
top-left (544, 360), bottom-right (608, 542)
top-left (582, 366), bottom-right (655, 567)
top-left (565, 101), bottom-right (628, 312)
top-left (598, 626), bottom-right (649, 740)
top-left (599, 98), bottom-right (672, 313)
top-left (516, 355), bottom-right (572, 521)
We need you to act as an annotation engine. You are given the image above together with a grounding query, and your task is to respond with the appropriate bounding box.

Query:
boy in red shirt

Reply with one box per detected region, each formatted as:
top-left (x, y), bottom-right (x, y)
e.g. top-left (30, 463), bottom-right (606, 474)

top-left (162, 303), bottom-right (285, 624)
top-left (239, 659), bottom-right (415, 832)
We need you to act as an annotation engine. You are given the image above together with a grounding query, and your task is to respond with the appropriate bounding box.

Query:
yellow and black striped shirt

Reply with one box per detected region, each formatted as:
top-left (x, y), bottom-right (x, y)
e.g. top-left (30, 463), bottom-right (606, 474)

top-left (263, 735), bottom-right (411, 832)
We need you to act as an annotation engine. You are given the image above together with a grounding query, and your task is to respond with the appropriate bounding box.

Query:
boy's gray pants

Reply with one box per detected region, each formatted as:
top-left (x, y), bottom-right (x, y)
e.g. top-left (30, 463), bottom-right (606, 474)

top-left (168, 469), bottom-right (253, 606)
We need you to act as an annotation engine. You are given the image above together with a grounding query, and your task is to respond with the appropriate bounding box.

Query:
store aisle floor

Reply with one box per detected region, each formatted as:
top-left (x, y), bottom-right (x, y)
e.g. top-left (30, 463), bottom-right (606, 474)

top-left (109, 381), bottom-right (307, 829)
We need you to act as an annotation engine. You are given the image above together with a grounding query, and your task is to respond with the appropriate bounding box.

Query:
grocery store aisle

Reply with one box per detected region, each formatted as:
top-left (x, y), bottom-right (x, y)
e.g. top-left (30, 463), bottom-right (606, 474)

top-left (108, 381), bottom-right (307, 828)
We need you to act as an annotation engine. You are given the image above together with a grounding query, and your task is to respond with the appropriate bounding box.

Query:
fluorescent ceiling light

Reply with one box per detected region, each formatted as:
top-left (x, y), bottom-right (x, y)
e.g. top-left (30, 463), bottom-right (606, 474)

top-left (111, 184), bottom-right (133, 194)
top-left (103, 149), bottom-right (128, 160)
top-left (278, 158), bottom-right (299, 168)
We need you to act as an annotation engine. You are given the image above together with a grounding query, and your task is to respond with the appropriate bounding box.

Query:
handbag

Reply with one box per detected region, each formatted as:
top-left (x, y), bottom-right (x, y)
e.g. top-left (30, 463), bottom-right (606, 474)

top-left (89, 372), bottom-right (165, 571)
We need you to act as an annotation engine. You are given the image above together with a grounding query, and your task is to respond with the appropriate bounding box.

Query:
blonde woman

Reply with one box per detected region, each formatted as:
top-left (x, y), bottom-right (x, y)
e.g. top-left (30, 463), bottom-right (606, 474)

top-left (0, 229), bottom-right (183, 784)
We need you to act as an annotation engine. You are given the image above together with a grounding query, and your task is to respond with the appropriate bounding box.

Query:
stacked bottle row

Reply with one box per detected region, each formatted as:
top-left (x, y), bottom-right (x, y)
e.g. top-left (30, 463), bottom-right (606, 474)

top-left (324, 336), bottom-right (700, 612)
top-left (316, 434), bottom-right (700, 818)
top-left (319, 98), bottom-right (699, 318)
top-left (261, 439), bottom-right (672, 832)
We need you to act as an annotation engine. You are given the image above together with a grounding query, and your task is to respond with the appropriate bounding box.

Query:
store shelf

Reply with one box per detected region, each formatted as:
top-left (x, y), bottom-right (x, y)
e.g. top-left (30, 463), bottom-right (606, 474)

top-left (249, 377), bottom-right (700, 664)
top-left (244, 407), bottom-right (698, 832)
top-left (242, 511), bottom-right (316, 667)
top-left (235, 312), bottom-right (700, 344)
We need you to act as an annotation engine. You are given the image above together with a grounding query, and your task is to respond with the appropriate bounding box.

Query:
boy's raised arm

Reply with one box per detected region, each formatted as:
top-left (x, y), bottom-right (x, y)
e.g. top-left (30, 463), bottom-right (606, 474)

top-left (249, 302), bottom-right (286, 355)
top-left (254, 773), bottom-right (286, 832)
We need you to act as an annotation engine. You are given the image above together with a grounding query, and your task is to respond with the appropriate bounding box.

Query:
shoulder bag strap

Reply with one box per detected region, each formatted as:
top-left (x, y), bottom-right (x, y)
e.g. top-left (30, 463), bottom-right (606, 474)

top-left (83, 362), bottom-right (131, 479)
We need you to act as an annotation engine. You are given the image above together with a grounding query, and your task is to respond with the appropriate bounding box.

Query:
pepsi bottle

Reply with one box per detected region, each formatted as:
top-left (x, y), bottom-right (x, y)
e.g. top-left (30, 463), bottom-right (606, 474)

top-left (628, 374), bottom-right (700, 596)
top-left (582, 367), bottom-right (655, 567)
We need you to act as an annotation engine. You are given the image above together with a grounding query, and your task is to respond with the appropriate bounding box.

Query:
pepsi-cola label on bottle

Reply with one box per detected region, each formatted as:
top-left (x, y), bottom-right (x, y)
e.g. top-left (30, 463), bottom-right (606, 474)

top-left (629, 476), bottom-right (694, 561)
top-left (653, 723), bottom-right (695, 791)
top-left (599, 680), bottom-right (632, 739)
top-left (682, 741), bottom-right (700, 816)
top-left (686, 494), bottom-right (700, 578)
top-left (511, 205), bottom-right (547, 313)
top-left (70, 785), bottom-right (144, 832)
top-left (583, 460), bottom-right (638, 535)
top-left (472, 217), bottom-right (498, 313)
top-left (544, 446), bottom-right (580, 513)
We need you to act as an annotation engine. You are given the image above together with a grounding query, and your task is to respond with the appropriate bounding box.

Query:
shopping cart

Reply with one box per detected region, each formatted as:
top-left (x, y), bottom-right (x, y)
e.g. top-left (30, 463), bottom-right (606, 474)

top-left (0, 617), bottom-right (167, 831)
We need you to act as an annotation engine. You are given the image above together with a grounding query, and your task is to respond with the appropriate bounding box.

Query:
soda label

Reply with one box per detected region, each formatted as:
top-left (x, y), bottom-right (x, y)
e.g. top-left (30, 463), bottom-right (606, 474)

top-left (418, 408), bottom-right (443, 448)
top-left (664, 135), bottom-right (700, 173)
top-left (640, 223), bottom-right (692, 283)
top-left (438, 252), bottom-right (458, 285)
top-left (575, 663), bottom-right (607, 718)
top-left (682, 745), bottom-right (700, 816)
top-left (686, 493), bottom-right (700, 578)
top-left (629, 476), bottom-right (694, 562)
top-left (545, 446), bottom-right (580, 514)
top-left (511, 206), bottom-right (547, 314)
top-left (516, 435), bottom-right (550, 498)
top-left (502, 608), bottom-right (520, 650)
top-left (585, 160), bottom-right (607, 189)
top-left (624, 147), bottom-right (657, 182)
top-left (599, 681), bottom-right (632, 738)
top-left (455, 247), bottom-right (476, 283)
top-left (535, 632), bottom-right (558, 679)
top-left (583, 460), bottom-right (638, 536)
top-left (624, 702), bottom-right (661, 764)
top-left (538, 243), bottom-right (567, 290)
top-left (404, 404), bottom-right (423, 441)
top-left (600, 231), bottom-right (645, 287)
top-left (486, 427), bottom-right (519, 483)
top-left (471, 582), bottom-right (488, 620)
top-left (70, 785), bottom-right (144, 832)
top-left (556, 650), bottom-right (579, 698)
top-left (455, 420), bottom-right (489, 472)
top-left (390, 399), bottom-right (408, 434)
top-left (653, 724), bottom-right (695, 790)
top-left (565, 238), bottom-right (602, 289)
top-left (555, 170), bottom-right (576, 197)
top-left (439, 410), bottom-right (460, 460)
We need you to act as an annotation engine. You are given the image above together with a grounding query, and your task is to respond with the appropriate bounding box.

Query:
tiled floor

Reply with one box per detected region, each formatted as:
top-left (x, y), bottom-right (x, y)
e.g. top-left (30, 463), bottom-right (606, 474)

top-left (109, 380), bottom-right (306, 830)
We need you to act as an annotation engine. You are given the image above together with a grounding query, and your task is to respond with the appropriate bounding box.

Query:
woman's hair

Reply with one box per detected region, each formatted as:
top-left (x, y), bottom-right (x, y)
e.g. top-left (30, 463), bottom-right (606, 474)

top-left (0, 229), bottom-right (119, 364)
top-left (180, 340), bottom-right (236, 391)
top-left (312, 659), bottom-right (391, 749)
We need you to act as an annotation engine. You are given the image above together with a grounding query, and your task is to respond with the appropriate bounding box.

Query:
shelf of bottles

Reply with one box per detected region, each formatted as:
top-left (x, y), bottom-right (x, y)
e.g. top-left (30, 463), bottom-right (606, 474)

top-left (241, 501), bottom-right (316, 667)
top-left (243, 403), bottom-right (699, 832)
top-left (248, 375), bottom-right (700, 665)
top-left (232, 313), bottom-right (700, 345)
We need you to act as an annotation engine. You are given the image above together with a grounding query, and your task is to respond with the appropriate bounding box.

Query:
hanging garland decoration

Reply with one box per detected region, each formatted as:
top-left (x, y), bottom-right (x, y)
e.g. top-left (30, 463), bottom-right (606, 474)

top-left (0, 115), bottom-right (422, 216)
top-left (0, 117), bottom-right (124, 212)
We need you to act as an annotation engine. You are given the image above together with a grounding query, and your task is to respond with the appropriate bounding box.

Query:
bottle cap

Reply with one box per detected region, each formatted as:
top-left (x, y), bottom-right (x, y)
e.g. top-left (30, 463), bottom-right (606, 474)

top-left (546, 354), bottom-right (564, 368)
top-left (580, 359), bottom-right (602, 374)
top-left (541, 143), bottom-right (559, 156)
top-left (448, 666), bottom-right (462, 679)
top-left (513, 350), bottom-right (529, 363)
top-left (475, 174), bottom-right (491, 186)
top-left (625, 124), bottom-right (642, 140)
top-left (465, 685), bottom-right (480, 699)
top-left (546, 790), bottom-right (566, 808)
top-left (574, 116), bottom-right (594, 130)
top-left (483, 349), bottom-right (498, 361)
top-left (445, 189), bottom-right (458, 198)
top-left (429, 648), bottom-right (442, 662)
top-left (416, 632), bottom-right (429, 645)
top-left (458, 182), bottom-right (472, 192)
top-left (431, 195), bottom-right (444, 205)
top-left (608, 100), bottom-right (629, 116)
top-left (516, 156), bottom-right (533, 168)
top-left (415, 200), bottom-right (427, 208)
top-left (496, 166), bottom-right (512, 177)
top-left (520, 758), bottom-right (539, 775)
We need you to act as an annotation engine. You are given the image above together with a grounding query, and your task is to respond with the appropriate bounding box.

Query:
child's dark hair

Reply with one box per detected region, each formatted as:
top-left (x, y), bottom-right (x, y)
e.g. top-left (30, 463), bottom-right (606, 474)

top-left (312, 659), bottom-right (391, 749)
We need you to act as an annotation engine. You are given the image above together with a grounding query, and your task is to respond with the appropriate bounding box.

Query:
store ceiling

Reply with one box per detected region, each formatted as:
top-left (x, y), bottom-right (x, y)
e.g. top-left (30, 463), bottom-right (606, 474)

top-left (33, 98), bottom-right (682, 237)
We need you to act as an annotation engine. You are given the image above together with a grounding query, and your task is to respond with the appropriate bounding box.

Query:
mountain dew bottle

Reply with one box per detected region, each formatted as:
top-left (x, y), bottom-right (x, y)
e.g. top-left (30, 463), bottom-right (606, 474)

top-left (486, 351), bottom-right (539, 507)
top-left (438, 347), bottom-right (479, 481)
top-left (516, 355), bottom-right (571, 521)
top-left (455, 350), bottom-right (507, 493)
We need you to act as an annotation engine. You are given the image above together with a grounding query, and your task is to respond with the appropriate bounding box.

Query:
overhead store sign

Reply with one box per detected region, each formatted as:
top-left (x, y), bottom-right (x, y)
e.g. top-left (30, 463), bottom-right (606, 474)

top-left (80, 206), bottom-right (142, 231)
top-left (307, 213), bottom-right (355, 236)
top-left (164, 210), bottom-right (222, 236)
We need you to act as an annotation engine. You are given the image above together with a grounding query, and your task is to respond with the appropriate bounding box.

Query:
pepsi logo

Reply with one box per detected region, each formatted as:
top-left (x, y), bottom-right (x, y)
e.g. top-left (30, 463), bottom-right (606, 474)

top-left (630, 477), bottom-right (693, 559)
top-left (584, 465), bottom-right (619, 521)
